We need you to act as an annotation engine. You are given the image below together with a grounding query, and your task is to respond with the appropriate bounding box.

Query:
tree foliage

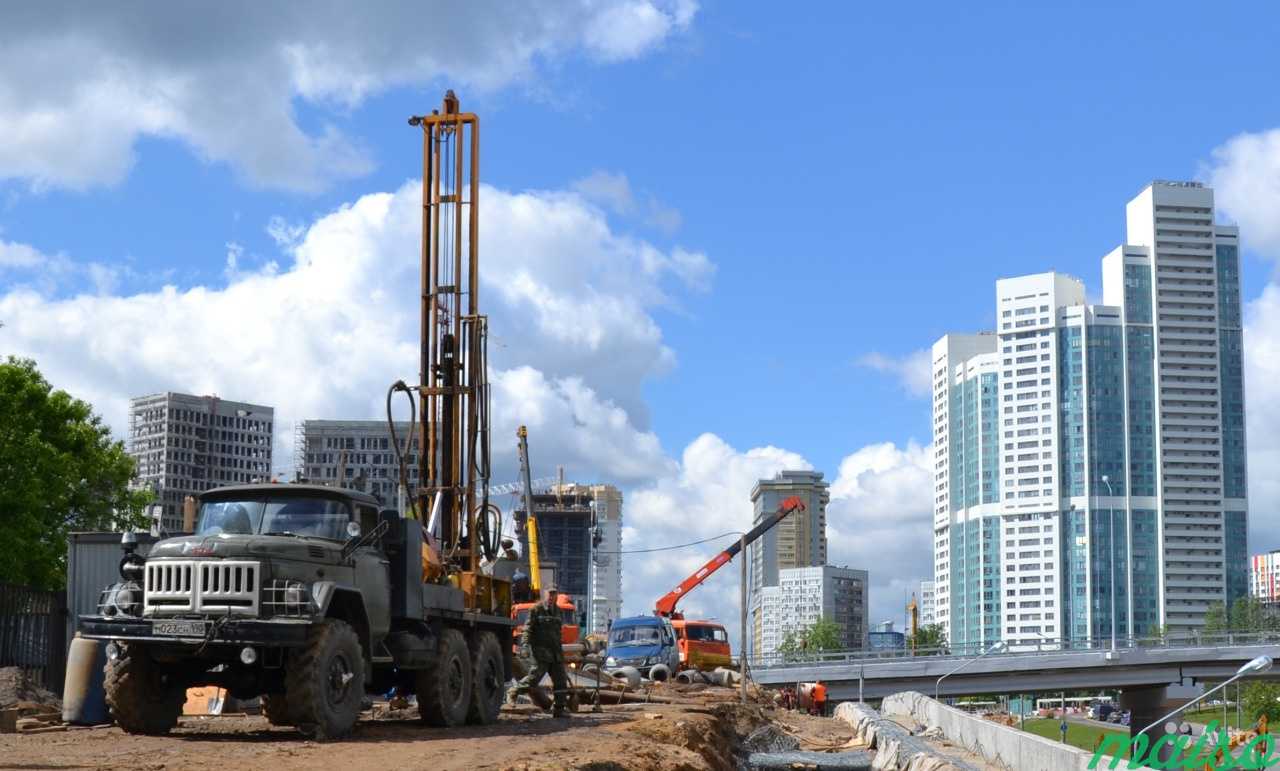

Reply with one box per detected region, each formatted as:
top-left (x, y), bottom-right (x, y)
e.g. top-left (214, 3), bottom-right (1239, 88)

top-left (1243, 681), bottom-right (1280, 727)
top-left (0, 357), bottom-right (151, 590)
top-left (777, 617), bottom-right (844, 658)
top-left (909, 623), bottom-right (947, 654)
top-left (1202, 598), bottom-right (1279, 637)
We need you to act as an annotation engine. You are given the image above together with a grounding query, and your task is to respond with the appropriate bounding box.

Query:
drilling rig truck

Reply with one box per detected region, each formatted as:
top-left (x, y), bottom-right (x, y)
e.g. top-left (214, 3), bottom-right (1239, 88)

top-left (80, 91), bottom-right (514, 739)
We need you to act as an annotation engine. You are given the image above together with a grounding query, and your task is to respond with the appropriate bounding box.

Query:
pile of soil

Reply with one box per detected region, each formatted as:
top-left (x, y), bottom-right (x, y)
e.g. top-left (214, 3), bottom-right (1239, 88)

top-left (0, 667), bottom-right (61, 710)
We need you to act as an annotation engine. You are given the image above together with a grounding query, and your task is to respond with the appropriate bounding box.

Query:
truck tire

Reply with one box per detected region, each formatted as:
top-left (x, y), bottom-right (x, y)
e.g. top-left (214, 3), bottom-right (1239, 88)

top-left (261, 693), bottom-right (292, 726)
top-left (286, 619), bottom-right (365, 740)
top-left (467, 631), bottom-right (504, 725)
top-left (418, 628), bottom-right (471, 727)
top-left (103, 644), bottom-right (184, 735)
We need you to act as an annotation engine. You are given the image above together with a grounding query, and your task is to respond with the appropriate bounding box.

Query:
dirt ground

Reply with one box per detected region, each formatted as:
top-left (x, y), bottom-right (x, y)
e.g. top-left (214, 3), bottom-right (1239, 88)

top-left (0, 685), bottom-right (856, 771)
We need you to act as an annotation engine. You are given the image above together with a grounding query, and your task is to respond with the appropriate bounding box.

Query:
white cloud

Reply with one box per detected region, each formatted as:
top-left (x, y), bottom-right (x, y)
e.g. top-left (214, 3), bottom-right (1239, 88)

top-left (619, 434), bottom-right (811, 642)
top-left (616, 434), bottom-right (934, 648)
top-left (0, 178), bottom-right (711, 487)
top-left (1244, 283), bottom-right (1280, 552)
top-left (573, 170), bottom-right (636, 215)
top-left (827, 441), bottom-right (935, 628)
top-left (858, 349), bottom-right (933, 398)
top-left (0, 2), bottom-right (699, 192)
top-left (572, 169), bottom-right (686, 236)
top-left (1205, 128), bottom-right (1280, 258)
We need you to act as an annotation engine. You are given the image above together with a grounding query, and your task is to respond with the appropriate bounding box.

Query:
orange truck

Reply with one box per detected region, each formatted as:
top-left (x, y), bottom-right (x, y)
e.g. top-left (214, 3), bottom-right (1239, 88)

top-left (670, 618), bottom-right (731, 670)
top-left (652, 495), bottom-right (807, 671)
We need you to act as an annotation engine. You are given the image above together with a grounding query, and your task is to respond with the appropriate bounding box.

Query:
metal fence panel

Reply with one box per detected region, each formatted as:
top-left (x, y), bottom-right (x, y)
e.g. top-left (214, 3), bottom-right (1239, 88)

top-left (0, 582), bottom-right (67, 693)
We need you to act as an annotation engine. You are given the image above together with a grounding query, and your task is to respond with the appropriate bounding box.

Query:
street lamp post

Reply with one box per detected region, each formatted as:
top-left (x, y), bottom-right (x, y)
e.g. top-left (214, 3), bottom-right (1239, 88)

top-left (1136, 655), bottom-right (1272, 740)
top-left (935, 641), bottom-right (1007, 701)
top-left (1102, 474), bottom-right (1117, 651)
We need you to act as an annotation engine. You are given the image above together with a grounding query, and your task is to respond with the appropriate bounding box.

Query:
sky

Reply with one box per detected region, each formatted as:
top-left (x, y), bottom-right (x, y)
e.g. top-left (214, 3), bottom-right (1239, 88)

top-left (4, 1), bottom-right (1280, 642)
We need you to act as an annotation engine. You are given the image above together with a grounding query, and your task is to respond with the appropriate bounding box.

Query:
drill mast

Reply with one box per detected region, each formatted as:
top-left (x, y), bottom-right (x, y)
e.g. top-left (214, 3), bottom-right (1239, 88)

top-left (410, 90), bottom-right (493, 573)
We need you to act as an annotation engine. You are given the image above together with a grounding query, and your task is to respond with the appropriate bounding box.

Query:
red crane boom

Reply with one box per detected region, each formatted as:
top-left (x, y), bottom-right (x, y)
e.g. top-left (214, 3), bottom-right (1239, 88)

top-left (654, 495), bottom-right (807, 619)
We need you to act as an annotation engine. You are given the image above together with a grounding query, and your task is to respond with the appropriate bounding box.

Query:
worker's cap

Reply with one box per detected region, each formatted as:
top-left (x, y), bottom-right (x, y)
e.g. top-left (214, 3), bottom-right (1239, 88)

top-left (545, 586), bottom-right (559, 594)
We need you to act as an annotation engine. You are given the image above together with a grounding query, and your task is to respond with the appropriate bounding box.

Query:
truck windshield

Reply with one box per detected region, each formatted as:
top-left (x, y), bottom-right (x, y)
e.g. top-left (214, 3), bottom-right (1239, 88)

top-left (196, 497), bottom-right (352, 541)
top-left (610, 626), bottom-right (661, 646)
top-left (684, 625), bottom-right (728, 642)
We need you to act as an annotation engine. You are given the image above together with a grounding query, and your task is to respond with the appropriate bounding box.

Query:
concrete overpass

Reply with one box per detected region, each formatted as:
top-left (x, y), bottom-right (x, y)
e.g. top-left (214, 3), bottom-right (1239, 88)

top-left (750, 635), bottom-right (1280, 702)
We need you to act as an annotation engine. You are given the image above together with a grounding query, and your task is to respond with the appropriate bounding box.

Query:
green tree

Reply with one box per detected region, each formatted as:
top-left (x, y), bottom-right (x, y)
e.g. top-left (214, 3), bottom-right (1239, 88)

top-left (909, 623), bottom-right (947, 654)
top-left (803, 617), bottom-right (842, 652)
top-left (1203, 601), bottom-right (1228, 636)
top-left (1242, 681), bottom-right (1280, 728)
top-left (1229, 597), bottom-right (1279, 634)
top-left (0, 357), bottom-right (151, 590)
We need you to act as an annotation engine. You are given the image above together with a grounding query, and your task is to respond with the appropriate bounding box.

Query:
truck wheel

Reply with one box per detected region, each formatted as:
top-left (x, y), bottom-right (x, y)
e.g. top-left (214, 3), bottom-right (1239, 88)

top-left (467, 632), bottom-right (504, 725)
top-left (104, 644), bottom-right (184, 735)
top-left (418, 628), bottom-right (471, 727)
top-left (261, 693), bottom-right (293, 726)
top-left (286, 619), bottom-right (365, 740)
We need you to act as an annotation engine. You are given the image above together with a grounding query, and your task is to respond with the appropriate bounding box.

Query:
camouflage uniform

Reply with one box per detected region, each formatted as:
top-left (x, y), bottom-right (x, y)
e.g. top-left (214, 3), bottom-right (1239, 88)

top-left (509, 601), bottom-right (569, 715)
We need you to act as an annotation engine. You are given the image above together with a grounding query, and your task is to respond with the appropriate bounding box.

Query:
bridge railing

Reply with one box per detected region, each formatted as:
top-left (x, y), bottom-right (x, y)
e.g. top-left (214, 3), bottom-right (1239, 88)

top-left (747, 630), bottom-right (1280, 670)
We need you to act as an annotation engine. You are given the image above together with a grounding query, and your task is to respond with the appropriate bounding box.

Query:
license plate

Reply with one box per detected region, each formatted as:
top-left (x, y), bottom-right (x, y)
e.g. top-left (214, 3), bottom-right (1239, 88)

top-left (152, 620), bottom-right (205, 637)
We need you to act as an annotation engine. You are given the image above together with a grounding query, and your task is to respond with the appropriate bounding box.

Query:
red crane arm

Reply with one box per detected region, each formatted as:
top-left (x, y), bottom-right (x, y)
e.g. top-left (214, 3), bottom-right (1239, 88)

top-left (653, 495), bottom-right (806, 618)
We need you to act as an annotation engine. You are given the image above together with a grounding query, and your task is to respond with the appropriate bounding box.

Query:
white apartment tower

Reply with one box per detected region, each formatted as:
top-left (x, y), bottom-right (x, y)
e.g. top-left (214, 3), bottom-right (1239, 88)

top-left (129, 393), bottom-right (274, 533)
top-left (755, 566), bottom-right (869, 656)
top-left (297, 420), bottom-right (419, 507)
top-left (587, 484), bottom-right (624, 634)
top-left (933, 182), bottom-right (1248, 648)
top-left (918, 580), bottom-right (937, 626)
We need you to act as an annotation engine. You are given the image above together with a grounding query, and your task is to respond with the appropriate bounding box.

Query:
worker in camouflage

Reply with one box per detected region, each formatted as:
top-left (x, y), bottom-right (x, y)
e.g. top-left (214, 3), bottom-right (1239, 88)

top-left (507, 586), bottom-right (570, 717)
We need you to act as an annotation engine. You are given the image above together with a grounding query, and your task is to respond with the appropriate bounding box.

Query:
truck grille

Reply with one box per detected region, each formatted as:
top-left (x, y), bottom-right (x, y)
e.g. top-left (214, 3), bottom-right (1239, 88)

top-left (144, 560), bottom-right (260, 616)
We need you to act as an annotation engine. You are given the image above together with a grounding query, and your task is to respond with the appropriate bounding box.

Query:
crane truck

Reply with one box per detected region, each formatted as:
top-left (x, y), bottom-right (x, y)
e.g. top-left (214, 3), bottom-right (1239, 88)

top-left (80, 90), bottom-right (516, 739)
top-left (604, 496), bottom-right (806, 677)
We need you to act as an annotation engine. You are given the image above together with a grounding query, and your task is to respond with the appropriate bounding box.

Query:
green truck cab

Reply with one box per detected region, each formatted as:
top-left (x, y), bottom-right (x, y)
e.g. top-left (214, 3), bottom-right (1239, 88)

top-left (80, 483), bottom-right (513, 739)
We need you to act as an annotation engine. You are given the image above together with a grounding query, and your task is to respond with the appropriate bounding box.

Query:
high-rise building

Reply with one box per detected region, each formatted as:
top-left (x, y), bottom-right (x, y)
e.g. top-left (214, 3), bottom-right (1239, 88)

top-left (1250, 552), bottom-right (1280, 604)
top-left (749, 470), bottom-right (830, 595)
top-left (514, 485), bottom-right (597, 628)
top-left (933, 181), bottom-right (1248, 648)
top-left (296, 420), bottom-right (419, 507)
top-left (754, 565), bottom-right (868, 656)
top-left (584, 484), bottom-right (624, 634)
top-left (129, 393), bottom-right (273, 532)
top-left (747, 470), bottom-right (831, 656)
top-left (918, 580), bottom-right (936, 626)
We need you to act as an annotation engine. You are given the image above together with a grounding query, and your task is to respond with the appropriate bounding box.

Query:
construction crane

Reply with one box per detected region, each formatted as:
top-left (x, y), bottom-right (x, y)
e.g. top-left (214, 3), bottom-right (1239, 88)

top-left (489, 476), bottom-right (557, 496)
top-left (516, 425), bottom-right (542, 594)
top-left (654, 495), bottom-right (807, 619)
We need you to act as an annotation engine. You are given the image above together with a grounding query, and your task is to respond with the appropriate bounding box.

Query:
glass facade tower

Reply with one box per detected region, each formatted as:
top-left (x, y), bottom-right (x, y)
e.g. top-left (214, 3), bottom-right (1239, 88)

top-left (934, 181), bottom-right (1249, 647)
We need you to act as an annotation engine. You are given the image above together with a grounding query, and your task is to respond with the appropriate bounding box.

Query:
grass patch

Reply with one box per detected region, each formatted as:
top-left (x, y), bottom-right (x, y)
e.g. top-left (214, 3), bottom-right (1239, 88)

top-left (1183, 707), bottom-right (1248, 731)
top-left (1021, 718), bottom-right (1132, 755)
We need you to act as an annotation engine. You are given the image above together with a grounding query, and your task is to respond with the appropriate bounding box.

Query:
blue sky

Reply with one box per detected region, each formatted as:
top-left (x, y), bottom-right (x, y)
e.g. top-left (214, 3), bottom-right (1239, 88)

top-left (5, 1), bottom-right (1280, 630)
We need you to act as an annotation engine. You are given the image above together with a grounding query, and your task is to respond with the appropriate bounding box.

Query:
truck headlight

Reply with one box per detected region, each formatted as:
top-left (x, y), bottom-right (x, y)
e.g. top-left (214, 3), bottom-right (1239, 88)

top-left (265, 580), bottom-right (312, 616)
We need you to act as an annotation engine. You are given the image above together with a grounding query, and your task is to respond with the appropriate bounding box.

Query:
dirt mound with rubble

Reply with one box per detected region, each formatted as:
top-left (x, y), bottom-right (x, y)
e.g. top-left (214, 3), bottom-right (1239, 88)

top-left (0, 668), bottom-right (61, 710)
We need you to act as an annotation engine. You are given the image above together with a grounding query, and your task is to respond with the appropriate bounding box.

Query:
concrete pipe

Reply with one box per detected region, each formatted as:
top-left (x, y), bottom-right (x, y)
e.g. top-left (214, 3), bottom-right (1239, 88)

top-left (649, 664), bottom-right (671, 683)
top-left (674, 670), bottom-right (696, 685)
top-left (610, 666), bottom-right (642, 689)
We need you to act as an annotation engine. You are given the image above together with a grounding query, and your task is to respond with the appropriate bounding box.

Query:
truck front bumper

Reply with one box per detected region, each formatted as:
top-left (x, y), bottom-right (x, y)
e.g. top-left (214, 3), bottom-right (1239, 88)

top-left (80, 615), bottom-right (311, 648)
